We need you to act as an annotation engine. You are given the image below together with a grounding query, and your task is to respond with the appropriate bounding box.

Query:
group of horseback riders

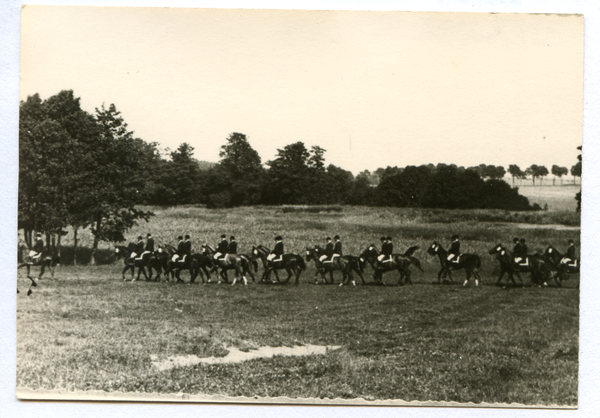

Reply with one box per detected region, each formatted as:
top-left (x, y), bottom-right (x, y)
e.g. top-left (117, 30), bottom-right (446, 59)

top-left (511, 237), bottom-right (577, 268)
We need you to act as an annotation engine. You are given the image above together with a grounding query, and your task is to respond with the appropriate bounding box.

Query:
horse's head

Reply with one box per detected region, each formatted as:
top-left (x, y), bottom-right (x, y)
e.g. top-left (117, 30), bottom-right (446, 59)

top-left (427, 242), bottom-right (442, 256)
top-left (544, 246), bottom-right (561, 265)
top-left (488, 244), bottom-right (504, 255)
top-left (305, 246), bottom-right (316, 261)
top-left (114, 245), bottom-right (127, 259)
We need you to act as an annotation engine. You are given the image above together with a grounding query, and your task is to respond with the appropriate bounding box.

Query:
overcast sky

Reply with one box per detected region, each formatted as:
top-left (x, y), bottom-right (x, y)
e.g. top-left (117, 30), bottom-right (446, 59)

top-left (20, 7), bottom-right (583, 174)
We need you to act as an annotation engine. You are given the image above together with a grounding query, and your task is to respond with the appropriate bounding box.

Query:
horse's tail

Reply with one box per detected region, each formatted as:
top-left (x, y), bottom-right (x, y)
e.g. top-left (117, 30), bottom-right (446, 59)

top-left (297, 255), bottom-right (306, 271)
top-left (409, 256), bottom-right (424, 272)
top-left (402, 245), bottom-right (420, 258)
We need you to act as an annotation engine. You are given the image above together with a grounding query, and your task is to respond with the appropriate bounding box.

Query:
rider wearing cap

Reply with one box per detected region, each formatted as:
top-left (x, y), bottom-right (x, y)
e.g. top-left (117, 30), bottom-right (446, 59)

top-left (268, 236), bottom-right (284, 263)
top-left (215, 234), bottom-right (229, 260)
top-left (333, 235), bottom-right (343, 260)
top-left (145, 233), bottom-right (155, 253)
top-left (447, 235), bottom-right (460, 263)
top-left (561, 240), bottom-right (577, 266)
top-left (29, 232), bottom-right (44, 262)
top-left (172, 235), bottom-right (185, 262)
top-left (228, 236), bottom-right (238, 255)
top-left (320, 237), bottom-right (334, 262)
top-left (131, 236), bottom-right (144, 260)
top-left (513, 237), bottom-right (524, 264)
top-left (520, 238), bottom-right (528, 260)
top-left (182, 234), bottom-right (192, 261)
top-left (377, 236), bottom-right (387, 263)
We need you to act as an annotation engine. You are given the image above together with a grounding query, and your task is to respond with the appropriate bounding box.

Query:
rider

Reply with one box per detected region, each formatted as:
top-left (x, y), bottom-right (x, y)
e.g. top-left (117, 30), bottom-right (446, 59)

top-left (145, 233), bottom-right (155, 254)
top-left (447, 235), bottom-right (460, 264)
top-left (513, 237), bottom-right (524, 264)
top-left (182, 234), bottom-right (192, 261)
top-left (520, 238), bottom-right (528, 260)
top-left (320, 237), bottom-right (334, 262)
top-left (172, 235), bottom-right (185, 262)
top-left (29, 232), bottom-right (44, 262)
top-left (376, 236), bottom-right (387, 264)
top-left (131, 236), bottom-right (144, 260)
top-left (227, 236), bottom-right (238, 255)
top-left (214, 234), bottom-right (229, 260)
top-left (332, 235), bottom-right (343, 263)
top-left (268, 236), bottom-right (284, 263)
top-left (561, 239), bottom-right (577, 266)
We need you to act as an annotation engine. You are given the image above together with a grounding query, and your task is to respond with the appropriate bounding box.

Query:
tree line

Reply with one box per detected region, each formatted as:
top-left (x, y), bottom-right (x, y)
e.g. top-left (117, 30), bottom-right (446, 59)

top-left (20, 91), bottom-right (575, 256)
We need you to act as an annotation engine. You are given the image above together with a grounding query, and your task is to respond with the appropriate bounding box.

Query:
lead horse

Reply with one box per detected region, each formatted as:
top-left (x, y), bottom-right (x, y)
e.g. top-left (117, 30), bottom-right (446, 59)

top-left (427, 241), bottom-right (481, 286)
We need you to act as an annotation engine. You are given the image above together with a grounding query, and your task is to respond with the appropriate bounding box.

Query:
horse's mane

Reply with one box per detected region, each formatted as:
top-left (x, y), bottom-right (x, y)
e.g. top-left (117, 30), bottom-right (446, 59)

top-left (256, 245), bottom-right (271, 253)
top-left (204, 244), bottom-right (215, 252)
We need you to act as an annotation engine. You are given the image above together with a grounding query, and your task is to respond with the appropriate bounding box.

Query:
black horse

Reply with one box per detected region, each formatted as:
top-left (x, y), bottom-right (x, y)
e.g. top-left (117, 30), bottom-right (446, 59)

top-left (359, 245), bottom-right (423, 286)
top-left (114, 243), bottom-right (155, 282)
top-left (253, 245), bottom-right (306, 285)
top-left (488, 244), bottom-right (552, 287)
top-left (427, 241), bottom-right (481, 286)
top-left (162, 244), bottom-right (199, 283)
top-left (305, 246), bottom-right (365, 286)
top-left (145, 246), bottom-right (172, 282)
top-left (544, 245), bottom-right (579, 286)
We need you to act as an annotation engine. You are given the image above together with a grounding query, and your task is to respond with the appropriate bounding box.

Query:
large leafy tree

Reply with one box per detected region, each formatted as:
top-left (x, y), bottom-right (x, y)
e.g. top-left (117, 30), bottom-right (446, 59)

top-left (19, 91), bottom-right (155, 263)
top-left (204, 132), bottom-right (264, 207)
top-left (264, 142), bottom-right (312, 204)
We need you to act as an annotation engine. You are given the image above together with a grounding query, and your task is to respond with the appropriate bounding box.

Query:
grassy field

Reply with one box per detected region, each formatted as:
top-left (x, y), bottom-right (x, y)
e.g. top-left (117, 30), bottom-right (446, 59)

top-left (516, 184), bottom-right (580, 212)
top-left (16, 205), bottom-right (580, 405)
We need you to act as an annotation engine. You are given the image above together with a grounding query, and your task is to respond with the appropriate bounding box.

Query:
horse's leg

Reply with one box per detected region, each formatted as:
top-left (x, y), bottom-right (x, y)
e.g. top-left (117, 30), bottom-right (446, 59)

top-left (463, 269), bottom-right (471, 286)
top-left (38, 263), bottom-right (46, 280)
top-left (122, 265), bottom-right (130, 281)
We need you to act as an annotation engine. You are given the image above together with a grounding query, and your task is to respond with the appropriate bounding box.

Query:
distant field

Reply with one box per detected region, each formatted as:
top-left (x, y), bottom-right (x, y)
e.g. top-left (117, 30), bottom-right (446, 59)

top-left (16, 206), bottom-right (580, 405)
top-left (513, 185), bottom-right (580, 212)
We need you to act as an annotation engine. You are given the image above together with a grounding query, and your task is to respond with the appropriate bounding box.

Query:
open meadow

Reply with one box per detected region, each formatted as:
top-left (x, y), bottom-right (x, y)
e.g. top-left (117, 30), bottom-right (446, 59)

top-left (16, 205), bottom-right (580, 406)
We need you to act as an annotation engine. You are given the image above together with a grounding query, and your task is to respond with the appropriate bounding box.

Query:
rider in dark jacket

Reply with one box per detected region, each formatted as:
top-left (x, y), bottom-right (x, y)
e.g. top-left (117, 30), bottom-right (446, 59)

top-left (175, 236), bottom-right (186, 260)
top-left (512, 237), bottom-right (523, 263)
top-left (132, 236), bottom-right (144, 259)
top-left (321, 237), bottom-right (334, 262)
top-left (227, 236), bottom-right (238, 254)
top-left (333, 235), bottom-right (343, 256)
top-left (269, 236), bottom-right (284, 262)
top-left (183, 235), bottom-right (192, 258)
top-left (562, 239), bottom-right (577, 265)
top-left (447, 235), bottom-right (460, 263)
top-left (215, 235), bottom-right (228, 259)
top-left (520, 238), bottom-right (528, 259)
top-left (30, 232), bottom-right (44, 261)
top-left (145, 233), bottom-right (155, 253)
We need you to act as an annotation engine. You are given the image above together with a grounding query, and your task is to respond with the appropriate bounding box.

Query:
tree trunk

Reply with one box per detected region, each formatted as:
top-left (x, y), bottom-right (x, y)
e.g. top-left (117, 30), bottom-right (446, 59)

top-left (90, 217), bottom-right (101, 265)
top-left (51, 234), bottom-right (56, 253)
top-left (73, 227), bottom-right (78, 265)
top-left (46, 232), bottom-right (51, 251)
top-left (553, 177), bottom-right (555, 186)
top-left (57, 232), bottom-right (62, 258)
top-left (512, 176), bottom-right (515, 187)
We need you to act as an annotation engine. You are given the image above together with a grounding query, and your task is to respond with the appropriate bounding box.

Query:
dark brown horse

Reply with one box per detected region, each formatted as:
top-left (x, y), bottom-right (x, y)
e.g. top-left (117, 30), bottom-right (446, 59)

top-left (305, 246), bottom-right (365, 286)
top-left (201, 245), bottom-right (249, 285)
top-left (487, 244), bottom-right (553, 287)
top-left (253, 245), bottom-right (306, 285)
top-left (359, 245), bottom-right (423, 285)
top-left (18, 247), bottom-right (60, 294)
top-left (427, 241), bottom-right (481, 286)
top-left (544, 245), bottom-right (579, 286)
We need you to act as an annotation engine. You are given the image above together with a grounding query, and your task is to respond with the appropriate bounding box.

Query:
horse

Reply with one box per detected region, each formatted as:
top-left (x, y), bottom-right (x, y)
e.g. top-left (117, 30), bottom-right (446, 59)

top-left (17, 247), bottom-right (60, 294)
top-left (189, 251), bottom-right (214, 283)
top-left (359, 245), bottom-right (423, 286)
top-left (145, 246), bottom-right (172, 282)
top-left (305, 246), bottom-right (365, 286)
top-left (114, 243), bottom-right (157, 282)
top-left (427, 241), bottom-right (481, 286)
top-left (201, 245), bottom-right (249, 285)
top-left (488, 244), bottom-right (553, 287)
top-left (162, 244), bottom-right (199, 283)
top-left (208, 251), bottom-right (258, 284)
top-left (544, 245), bottom-right (579, 286)
top-left (252, 245), bottom-right (306, 285)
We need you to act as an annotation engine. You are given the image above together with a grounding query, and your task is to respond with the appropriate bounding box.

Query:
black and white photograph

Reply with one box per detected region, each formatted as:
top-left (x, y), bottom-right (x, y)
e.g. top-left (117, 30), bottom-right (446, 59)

top-left (3, 0), bottom-right (598, 415)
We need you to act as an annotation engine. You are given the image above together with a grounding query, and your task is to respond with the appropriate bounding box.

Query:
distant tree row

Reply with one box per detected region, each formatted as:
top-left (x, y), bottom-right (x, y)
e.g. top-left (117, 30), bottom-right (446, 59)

top-left (507, 163), bottom-right (580, 187)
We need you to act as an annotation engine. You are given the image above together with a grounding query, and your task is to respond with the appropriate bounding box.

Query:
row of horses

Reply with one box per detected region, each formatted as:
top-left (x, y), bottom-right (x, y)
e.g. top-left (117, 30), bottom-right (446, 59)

top-left (17, 240), bottom-right (579, 293)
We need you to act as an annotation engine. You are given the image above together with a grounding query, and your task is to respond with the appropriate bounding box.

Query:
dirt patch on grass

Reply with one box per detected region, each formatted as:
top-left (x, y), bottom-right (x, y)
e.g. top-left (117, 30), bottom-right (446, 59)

top-left (151, 344), bottom-right (342, 371)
